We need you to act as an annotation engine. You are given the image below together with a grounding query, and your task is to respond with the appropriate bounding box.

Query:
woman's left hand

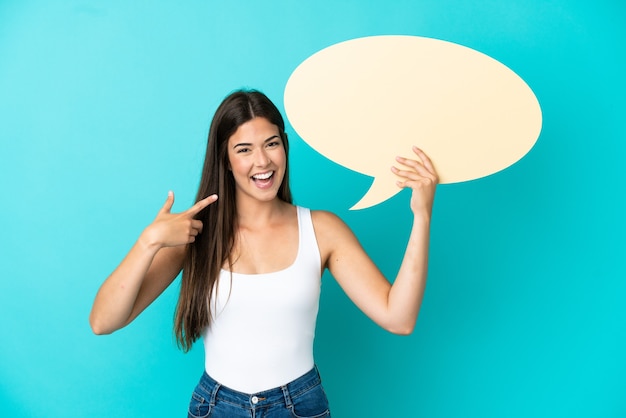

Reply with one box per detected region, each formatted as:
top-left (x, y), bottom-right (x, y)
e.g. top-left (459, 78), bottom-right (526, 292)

top-left (391, 146), bottom-right (439, 216)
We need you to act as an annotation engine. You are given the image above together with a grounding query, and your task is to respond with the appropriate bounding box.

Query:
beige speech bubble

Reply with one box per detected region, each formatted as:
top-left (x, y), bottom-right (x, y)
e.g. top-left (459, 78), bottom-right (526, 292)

top-left (284, 35), bottom-right (542, 210)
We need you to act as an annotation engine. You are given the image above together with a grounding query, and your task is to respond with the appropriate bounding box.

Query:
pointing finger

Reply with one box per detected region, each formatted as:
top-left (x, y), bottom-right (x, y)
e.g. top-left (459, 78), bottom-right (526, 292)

top-left (187, 194), bottom-right (218, 216)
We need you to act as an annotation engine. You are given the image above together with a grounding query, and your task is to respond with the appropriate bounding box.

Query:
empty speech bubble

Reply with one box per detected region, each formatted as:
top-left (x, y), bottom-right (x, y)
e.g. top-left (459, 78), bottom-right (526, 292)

top-left (284, 35), bottom-right (542, 210)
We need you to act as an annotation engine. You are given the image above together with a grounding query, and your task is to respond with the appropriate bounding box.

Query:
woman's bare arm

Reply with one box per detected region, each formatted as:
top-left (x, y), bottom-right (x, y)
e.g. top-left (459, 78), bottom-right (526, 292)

top-left (315, 147), bottom-right (437, 334)
top-left (89, 192), bottom-right (217, 334)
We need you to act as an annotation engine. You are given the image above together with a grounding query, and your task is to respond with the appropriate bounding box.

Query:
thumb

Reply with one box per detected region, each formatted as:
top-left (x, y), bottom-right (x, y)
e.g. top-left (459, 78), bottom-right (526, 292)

top-left (159, 191), bottom-right (175, 214)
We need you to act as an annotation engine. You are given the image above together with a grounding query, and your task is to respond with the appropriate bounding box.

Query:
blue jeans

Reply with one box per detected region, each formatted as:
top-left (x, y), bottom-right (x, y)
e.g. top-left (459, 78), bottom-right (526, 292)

top-left (188, 366), bottom-right (331, 418)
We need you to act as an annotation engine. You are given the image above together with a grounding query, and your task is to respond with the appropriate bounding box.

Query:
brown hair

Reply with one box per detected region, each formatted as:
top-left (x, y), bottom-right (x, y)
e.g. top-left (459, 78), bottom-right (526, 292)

top-left (174, 89), bottom-right (292, 351)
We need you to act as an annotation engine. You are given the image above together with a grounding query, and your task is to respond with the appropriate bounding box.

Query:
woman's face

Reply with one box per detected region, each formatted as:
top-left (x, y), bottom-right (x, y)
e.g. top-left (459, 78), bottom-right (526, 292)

top-left (227, 117), bottom-right (286, 205)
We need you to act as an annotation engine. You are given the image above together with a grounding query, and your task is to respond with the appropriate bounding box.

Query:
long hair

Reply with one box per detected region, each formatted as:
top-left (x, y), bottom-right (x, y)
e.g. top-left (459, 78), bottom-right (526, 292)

top-left (174, 89), bottom-right (292, 351)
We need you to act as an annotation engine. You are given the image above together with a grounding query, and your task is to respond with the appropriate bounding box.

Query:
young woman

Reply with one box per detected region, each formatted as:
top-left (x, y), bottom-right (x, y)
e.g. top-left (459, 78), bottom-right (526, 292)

top-left (89, 89), bottom-right (438, 418)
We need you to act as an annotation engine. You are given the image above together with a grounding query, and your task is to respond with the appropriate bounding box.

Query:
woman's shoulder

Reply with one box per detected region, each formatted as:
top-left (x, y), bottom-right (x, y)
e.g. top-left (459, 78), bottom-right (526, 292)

top-left (307, 209), bottom-right (359, 261)
top-left (309, 208), bottom-right (339, 220)
top-left (309, 209), bottom-right (351, 235)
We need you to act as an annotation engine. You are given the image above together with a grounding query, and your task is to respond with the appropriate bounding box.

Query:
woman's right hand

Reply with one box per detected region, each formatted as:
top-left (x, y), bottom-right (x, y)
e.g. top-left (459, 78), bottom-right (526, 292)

top-left (90, 191), bottom-right (218, 335)
top-left (142, 191), bottom-right (218, 249)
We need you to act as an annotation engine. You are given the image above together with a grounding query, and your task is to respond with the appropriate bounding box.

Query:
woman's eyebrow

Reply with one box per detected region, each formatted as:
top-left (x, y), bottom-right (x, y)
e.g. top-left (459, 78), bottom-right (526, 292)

top-left (232, 142), bottom-right (252, 149)
top-left (264, 135), bottom-right (280, 143)
top-left (232, 135), bottom-right (280, 149)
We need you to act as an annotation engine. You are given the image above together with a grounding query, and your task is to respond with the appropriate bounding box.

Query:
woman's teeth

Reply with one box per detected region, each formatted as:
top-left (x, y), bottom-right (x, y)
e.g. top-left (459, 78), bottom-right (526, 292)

top-left (252, 171), bottom-right (273, 180)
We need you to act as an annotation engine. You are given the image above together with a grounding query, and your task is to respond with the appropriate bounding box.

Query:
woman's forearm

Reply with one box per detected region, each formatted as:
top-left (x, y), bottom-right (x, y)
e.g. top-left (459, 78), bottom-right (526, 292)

top-left (386, 213), bottom-right (431, 334)
top-left (89, 233), bottom-right (162, 335)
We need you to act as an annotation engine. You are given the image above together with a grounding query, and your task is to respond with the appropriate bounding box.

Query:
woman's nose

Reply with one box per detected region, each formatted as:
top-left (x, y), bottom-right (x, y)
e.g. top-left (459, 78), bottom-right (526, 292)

top-left (255, 149), bottom-right (271, 167)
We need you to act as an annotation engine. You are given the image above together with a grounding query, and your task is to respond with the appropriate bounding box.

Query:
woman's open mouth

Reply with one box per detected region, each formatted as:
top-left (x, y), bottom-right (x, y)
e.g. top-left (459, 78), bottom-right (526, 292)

top-left (251, 171), bottom-right (275, 188)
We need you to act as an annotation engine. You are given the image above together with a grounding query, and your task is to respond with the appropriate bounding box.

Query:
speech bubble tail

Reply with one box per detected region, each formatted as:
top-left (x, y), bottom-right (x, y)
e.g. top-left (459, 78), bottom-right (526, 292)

top-left (350, 176), bottom-right (400, 210)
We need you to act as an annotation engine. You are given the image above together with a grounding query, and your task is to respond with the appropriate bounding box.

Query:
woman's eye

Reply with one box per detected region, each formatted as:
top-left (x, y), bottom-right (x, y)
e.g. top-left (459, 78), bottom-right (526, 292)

top-left (236, 148), bottom-right (250, 154)
top-left (267, 141), bottom-right (280, 148)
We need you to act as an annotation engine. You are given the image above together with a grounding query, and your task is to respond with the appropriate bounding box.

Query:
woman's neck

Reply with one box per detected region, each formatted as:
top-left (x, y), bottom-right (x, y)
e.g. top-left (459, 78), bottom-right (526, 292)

top-left (235, 197), bottom-right (290, 228)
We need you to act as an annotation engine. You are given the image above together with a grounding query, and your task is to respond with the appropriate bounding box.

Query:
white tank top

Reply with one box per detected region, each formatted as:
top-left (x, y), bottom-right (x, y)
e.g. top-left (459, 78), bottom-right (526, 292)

top-left (202, 206), bottom-right (322, 393)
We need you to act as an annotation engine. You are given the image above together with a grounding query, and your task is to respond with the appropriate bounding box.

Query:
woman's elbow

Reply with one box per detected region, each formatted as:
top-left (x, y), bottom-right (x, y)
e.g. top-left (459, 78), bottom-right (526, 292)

top-left (89, 313), bottom-right (116, 335)
top-left (383, 319), bottom-right (416, 336)
top-left (388, 324), bottom-right (415, 336)
top-left (90, 323), bottom-right (106, 336)
top-left (90, 319), bottom-right (107, 335)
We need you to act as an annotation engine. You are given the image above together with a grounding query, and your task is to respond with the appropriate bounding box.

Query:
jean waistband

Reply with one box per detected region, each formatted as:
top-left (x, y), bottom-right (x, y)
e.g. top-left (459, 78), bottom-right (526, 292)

top-left (197, 366), bottom-right (321, 409)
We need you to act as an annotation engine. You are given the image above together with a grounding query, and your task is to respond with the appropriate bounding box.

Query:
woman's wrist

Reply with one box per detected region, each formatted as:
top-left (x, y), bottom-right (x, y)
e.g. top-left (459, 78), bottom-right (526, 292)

top-left (138, 225), bottom-right (164, 253)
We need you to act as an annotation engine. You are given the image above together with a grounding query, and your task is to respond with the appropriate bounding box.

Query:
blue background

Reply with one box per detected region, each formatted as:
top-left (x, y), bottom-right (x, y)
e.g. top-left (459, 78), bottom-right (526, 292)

top-left (1, 1), bottom-right (624, 417)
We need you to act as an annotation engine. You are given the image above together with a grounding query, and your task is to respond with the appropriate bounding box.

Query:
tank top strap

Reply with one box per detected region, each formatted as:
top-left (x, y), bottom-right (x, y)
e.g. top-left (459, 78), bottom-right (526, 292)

top-left (296, 206), bottom-right (321, 273)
